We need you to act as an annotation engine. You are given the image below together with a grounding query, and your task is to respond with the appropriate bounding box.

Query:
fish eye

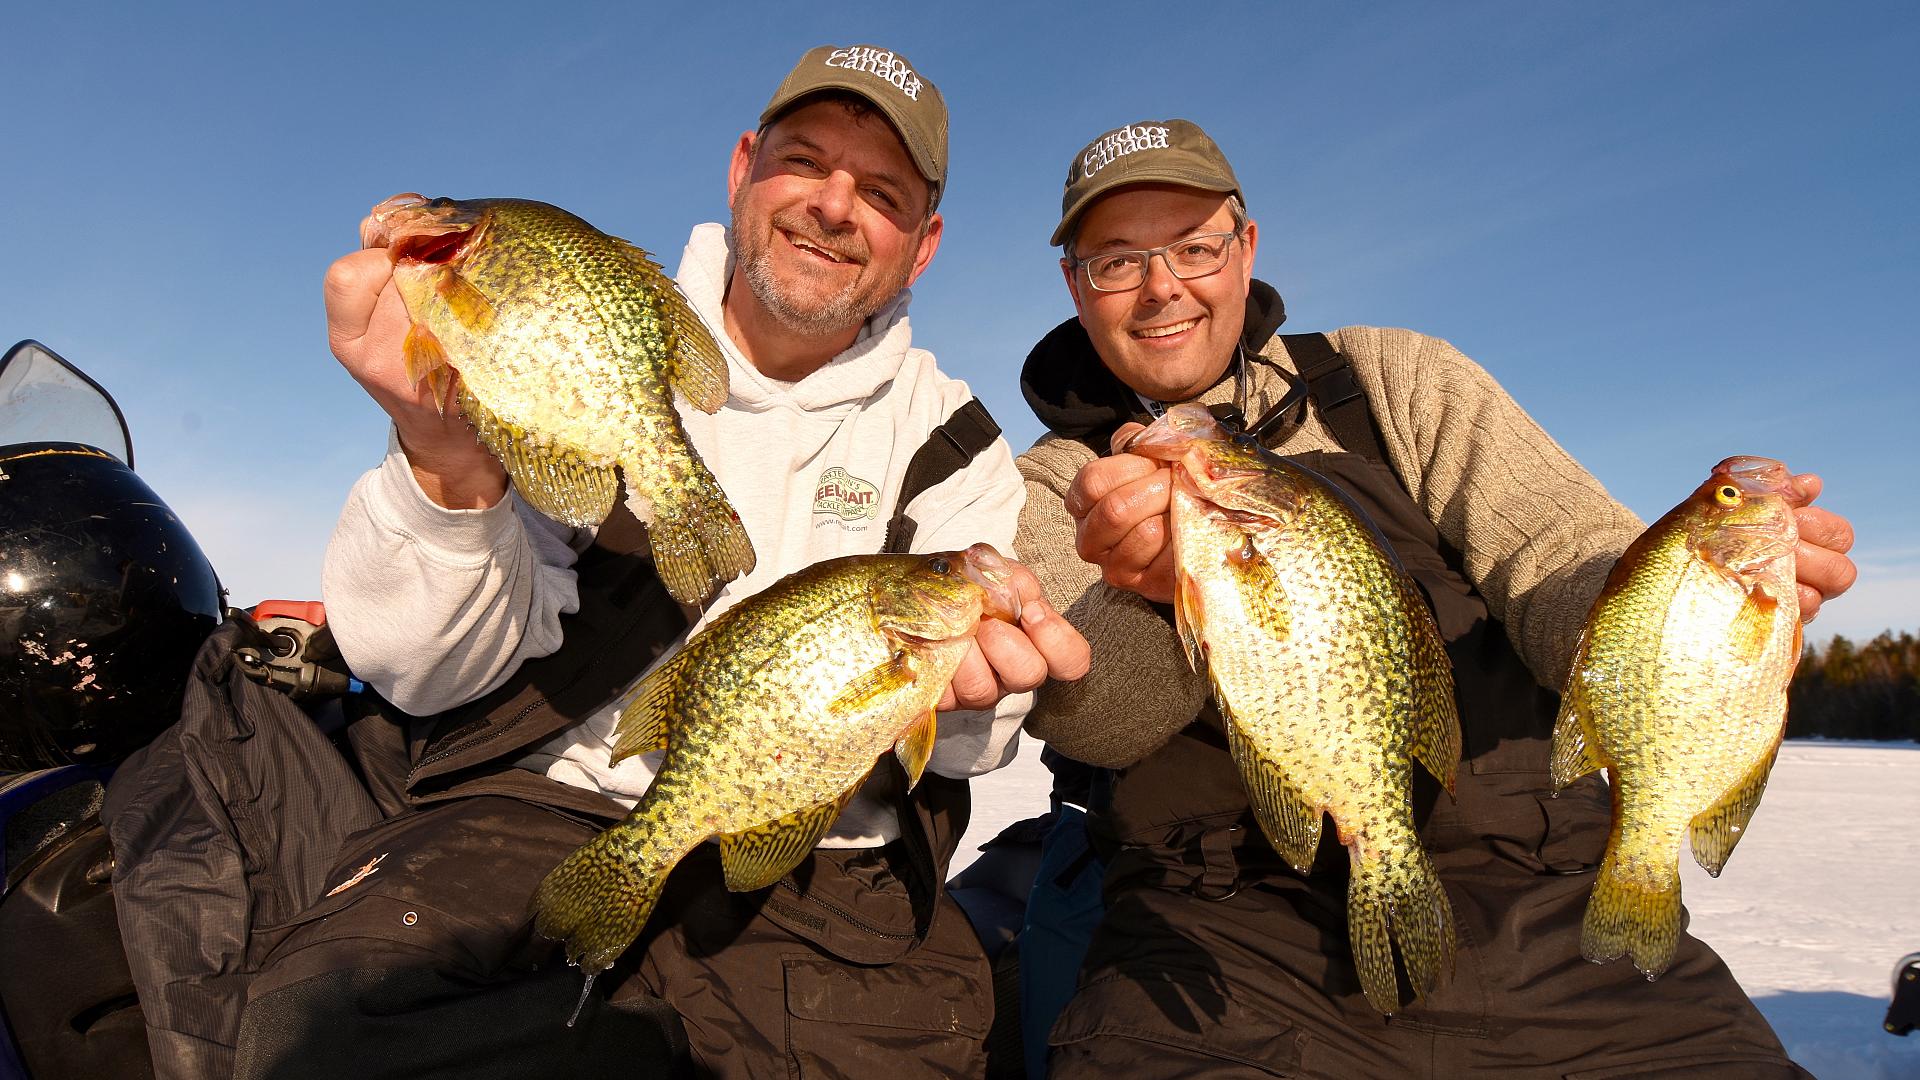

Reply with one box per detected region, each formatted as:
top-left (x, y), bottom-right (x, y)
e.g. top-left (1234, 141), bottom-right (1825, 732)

top-left (1714, 484), bottom-right (1742, 507)
top-left (928, 556), bottom-right (951, 575)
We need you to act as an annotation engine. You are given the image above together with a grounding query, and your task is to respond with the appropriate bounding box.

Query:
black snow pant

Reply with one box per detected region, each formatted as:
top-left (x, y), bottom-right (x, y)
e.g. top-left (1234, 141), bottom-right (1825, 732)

top-left (232, 795), bottom-right (992, 1080)
top-left (1045, 807), bottom-right (1810, 1080)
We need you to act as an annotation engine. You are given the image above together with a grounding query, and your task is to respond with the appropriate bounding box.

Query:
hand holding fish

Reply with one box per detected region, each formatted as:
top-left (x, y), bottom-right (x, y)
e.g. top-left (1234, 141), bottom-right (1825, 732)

top-left (1784, 473), bottom-right (1857, 621)
top-left (936, 559), bottom-right (1090, 711)
top-left (323, 243), bottom-right (508, 510)
top-left (1062, 421), bottom-right (1176, 603)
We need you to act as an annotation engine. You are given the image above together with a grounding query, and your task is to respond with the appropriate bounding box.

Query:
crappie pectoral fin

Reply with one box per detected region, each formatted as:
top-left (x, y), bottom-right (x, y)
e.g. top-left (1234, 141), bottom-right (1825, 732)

top-left (400, 323), bottom-right (457, 420)
top-left (1229, 544), bottom-right (1290, 642)
top-left (1402, 590), bottom-right (1461, 793)
top-left (1549, 681), bottom-right (1607, 793)
top-left (435, 267), bottom-right (496, 333)
top-left (894, 710), bottom-right (936, 789)
top-left (1729, 579), bottom-right (1785, 657)
top-left (531, 828), bottom-right (669, 975)
top-left (1224, 715), bottom-right (1323, 873)
top-left (827, 651), bottom-right (918, 718)
top-left (1690, 744), bottom-right (1779, 877)
top-left (462, 394), bottom-right (619, 528)
top-left (613, 238), bottom-right (729, 414)
top-left (1582, 857), bottom-right (1683, 979)
top-left (719, 791), bottom-right (856, 892)
top-left (625, 472), bottom-right (756, 606)
top-left (1172, 569), bottom-right (1204, 672)
top-left (1348, 845), bottom-right (1457, 1014)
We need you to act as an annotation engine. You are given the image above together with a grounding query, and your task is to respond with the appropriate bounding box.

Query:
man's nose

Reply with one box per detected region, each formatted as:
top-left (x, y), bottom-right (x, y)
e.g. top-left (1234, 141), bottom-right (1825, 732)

top-left (1138, 251), bottom-right (1183, 305)
top-left (809, 170), bottom-right (858, 228)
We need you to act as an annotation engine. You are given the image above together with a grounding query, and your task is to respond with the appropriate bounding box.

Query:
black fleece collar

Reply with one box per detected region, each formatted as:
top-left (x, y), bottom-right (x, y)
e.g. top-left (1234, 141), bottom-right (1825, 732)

top-left (1019, 281), bottom-right (1287, 444)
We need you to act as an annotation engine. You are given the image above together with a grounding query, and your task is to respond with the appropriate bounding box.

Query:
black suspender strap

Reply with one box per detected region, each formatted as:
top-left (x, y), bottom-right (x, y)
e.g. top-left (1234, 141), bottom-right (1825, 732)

top-left (881, 397), bottom-right (1003, 555)
top-left (1277, 332), bottom-right (1390, 467)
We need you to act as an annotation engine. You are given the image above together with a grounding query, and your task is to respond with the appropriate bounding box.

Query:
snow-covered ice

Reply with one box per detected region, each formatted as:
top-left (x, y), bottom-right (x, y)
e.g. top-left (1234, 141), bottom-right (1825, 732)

top-left (959, 738), bottom-right (1920, 1079)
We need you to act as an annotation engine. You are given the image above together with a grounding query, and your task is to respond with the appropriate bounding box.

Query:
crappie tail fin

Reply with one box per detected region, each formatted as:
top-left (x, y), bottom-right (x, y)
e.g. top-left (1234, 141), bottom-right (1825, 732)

top-left (1348, 845), bottom-right (1457, 1015)
top-left (1581, 856), bottom-right (1683, 979)
top-left (627, 474), bottom-right (757, 605)
top-left (531, 831), bottom-right (668, 976)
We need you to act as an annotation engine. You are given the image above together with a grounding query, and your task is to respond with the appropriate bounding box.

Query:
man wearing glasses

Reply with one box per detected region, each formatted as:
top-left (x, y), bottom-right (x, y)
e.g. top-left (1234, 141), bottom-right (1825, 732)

top-left (1011, 118), bottom-right (1856, 1076)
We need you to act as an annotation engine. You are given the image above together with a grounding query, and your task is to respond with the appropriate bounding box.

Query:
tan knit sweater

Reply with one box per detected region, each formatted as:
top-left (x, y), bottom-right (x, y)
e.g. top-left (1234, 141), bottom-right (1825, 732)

top-left (1015, 325), bottom-right (1644, 769)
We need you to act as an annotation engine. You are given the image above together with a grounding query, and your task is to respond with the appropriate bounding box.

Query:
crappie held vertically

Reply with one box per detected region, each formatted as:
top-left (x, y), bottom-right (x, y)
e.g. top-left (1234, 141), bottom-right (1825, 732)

top-left (1551, 456), bottom-right (1801, 979)
top-left (531, 545), bottom-right (1020, 974)
top-left (1131, 404), bottom-right (1461, 1015)
top-left (367, 194), bottom-right (754, 604)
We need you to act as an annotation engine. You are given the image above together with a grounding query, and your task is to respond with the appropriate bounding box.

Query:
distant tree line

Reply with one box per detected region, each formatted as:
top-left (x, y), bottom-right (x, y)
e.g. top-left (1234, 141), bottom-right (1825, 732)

top-left (1788, 631), bottom-right (1920, 741)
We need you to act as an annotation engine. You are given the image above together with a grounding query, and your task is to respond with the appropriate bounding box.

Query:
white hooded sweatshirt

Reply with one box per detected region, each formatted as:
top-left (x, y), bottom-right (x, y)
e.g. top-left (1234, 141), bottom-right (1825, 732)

top-left (321, 223), bottom-right (1029, 846)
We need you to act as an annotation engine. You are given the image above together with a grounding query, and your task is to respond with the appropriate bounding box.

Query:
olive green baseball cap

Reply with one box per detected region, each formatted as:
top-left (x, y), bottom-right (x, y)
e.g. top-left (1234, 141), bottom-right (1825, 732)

top-left (1052, 118), bottom-right (1242, 247)
top-left (761, 44), bottom-right (948, 208)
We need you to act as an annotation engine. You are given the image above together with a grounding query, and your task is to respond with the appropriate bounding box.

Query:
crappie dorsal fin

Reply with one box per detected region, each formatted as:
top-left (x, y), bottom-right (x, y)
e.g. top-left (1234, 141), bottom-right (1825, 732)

top-left (1549, 625), bottom-right (1608, 793)
top-left (1689, 744), bottom-right (1779, 877)
top-left (1399, 579), bottom-right (1461, 793)
top-left (827, 650), bottom-right (918, 717)
top-left (611, 647), bottom-right (694, 765)
top-left (612, 238), bottom-right (729, 415)
top-left (894, 710), bottom-right (937, 790)
top-left (461, 393), bottom-right (620, 528)
top-left (718, 790), bottom-right (857, 892)
top-left (1224, 715), bottom-right (1323, 873)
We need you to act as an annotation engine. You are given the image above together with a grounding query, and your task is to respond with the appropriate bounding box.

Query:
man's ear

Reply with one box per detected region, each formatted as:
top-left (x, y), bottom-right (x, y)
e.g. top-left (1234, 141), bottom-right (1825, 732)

top-left (1060, 257), bottom-right (1089, 319)
top-left (726, 131), bottom-right (758, 205)
top-left (1238, 219), bottom-right (1259, 291)
top-left (905, 212), bottom-right (944, 286)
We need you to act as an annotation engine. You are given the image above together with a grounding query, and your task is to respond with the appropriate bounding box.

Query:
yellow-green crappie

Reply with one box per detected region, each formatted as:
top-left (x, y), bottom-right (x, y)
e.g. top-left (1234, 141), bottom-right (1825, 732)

top-left (531, 544), bottom-right (1021, 975)
top-left (1130, 403), bottom-right (1461, 1015)
top-left (368, 194), bottom-right (753, 605)
top-left (1551, 456), bottom-right (1801, 979)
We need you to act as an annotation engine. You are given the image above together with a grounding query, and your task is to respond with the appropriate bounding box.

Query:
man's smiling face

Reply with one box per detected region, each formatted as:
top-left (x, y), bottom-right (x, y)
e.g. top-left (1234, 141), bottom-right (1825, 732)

top-left (727, 97), bottom-right (941, 339)
top-left (1063, 183), bottom-right (1256, 403)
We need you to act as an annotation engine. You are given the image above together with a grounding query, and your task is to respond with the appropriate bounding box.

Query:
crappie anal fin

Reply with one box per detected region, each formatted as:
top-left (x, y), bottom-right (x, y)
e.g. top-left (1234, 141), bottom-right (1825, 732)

top-left (1690, 744), bottom-right (1779, 877)
top-left (894, 710), bottom-right (937, 790)
top-left (462, 393), bottom-right (619, 529)
top-left (719, 791), bottom-right (856, 892)
top-left (1225, 714), bottom-right (1323, 873)
top-left (827, 650), bottom-right (917, 717)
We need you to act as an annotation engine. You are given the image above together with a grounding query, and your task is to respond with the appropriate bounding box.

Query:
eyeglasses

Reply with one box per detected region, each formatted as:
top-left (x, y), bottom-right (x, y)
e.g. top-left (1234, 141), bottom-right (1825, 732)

top-left (1070, 231), bottom-right (1241, 293)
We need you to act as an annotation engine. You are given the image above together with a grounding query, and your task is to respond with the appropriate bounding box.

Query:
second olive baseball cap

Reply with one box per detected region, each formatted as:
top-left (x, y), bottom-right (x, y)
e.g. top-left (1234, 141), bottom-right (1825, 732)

top-left (760, 44), bottom-right (948, 208)
top-left (1052, 118), bottom-right (1241, 247)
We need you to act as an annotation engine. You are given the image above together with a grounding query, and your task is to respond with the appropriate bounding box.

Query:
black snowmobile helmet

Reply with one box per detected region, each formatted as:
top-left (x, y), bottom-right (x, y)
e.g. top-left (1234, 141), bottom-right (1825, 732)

top-left (0, 342), bottom-right (224, 770)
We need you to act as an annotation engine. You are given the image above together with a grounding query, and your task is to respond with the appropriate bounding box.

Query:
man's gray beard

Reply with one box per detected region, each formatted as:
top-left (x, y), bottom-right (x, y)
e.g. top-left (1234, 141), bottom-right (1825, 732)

top-left (729, 215), bottom-right (911, 338)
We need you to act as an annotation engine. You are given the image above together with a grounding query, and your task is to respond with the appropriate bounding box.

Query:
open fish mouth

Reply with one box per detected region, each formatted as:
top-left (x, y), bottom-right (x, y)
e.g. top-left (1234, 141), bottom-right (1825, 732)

top-left (363, 193), bottom-right (485, 263)
top-left (1713, 456), bottom-right (1805, 505)
top-left (960, 543), bottom-right (1022, 623)
top-left (1125, 402), bottom-right (1228, 459)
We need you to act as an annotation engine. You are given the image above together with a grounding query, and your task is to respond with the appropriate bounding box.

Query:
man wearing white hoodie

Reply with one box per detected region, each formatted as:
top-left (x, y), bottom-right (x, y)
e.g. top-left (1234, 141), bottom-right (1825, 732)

top-left (231, 45), bottom-right (1087, 1080)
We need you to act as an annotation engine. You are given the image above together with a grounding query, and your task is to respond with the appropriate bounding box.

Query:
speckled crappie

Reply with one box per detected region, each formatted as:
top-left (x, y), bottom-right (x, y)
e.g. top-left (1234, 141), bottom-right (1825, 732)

top-left (531, 545), bottom-right (1020, 976)
top-left (1130, 403), bottom-right (1461, 1015)
top-left (368, 194), bottom-right (753, 604)
top-left (1551, 457), bottom-right (1801, 979)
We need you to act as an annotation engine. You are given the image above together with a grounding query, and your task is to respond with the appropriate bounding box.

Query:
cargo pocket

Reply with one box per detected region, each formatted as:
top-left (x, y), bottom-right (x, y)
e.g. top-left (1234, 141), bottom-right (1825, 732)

top-left (1533, 782), bottom-right (1608, 874)
top-left (782, 953), bottom-right (989, 1080)
top-left (1047, 970), bottom-right (1303, 1078)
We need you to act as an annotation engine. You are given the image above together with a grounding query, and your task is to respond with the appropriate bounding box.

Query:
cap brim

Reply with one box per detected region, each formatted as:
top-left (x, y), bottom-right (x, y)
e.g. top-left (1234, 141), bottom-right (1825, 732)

top-left (760, 82), bottom-right (943, 192)
top-left (1051, 168), bottom-right (1240, 247)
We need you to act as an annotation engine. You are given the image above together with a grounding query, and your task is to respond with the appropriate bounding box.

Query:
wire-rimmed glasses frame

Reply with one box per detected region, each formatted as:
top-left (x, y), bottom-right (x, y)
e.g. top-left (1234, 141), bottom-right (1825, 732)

top-left (1068, 230), bottom-right (1242, 293)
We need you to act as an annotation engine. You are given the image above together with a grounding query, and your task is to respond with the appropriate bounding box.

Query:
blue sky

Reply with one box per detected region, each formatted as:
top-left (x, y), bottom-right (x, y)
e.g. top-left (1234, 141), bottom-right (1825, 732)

top-left (5, 1), bottom-right (1915, 643)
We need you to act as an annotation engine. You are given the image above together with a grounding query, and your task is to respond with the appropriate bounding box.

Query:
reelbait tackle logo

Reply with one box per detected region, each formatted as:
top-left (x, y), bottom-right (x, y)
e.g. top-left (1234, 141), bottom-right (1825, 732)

top-left (326, 852), bottom-right (388, 897)
top-left (813, 466), bottom-right (880, 521)
top-left (1081, 124), bottom-right (1171, 180)
top-left (825, 47), bottom-right (923, 100)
